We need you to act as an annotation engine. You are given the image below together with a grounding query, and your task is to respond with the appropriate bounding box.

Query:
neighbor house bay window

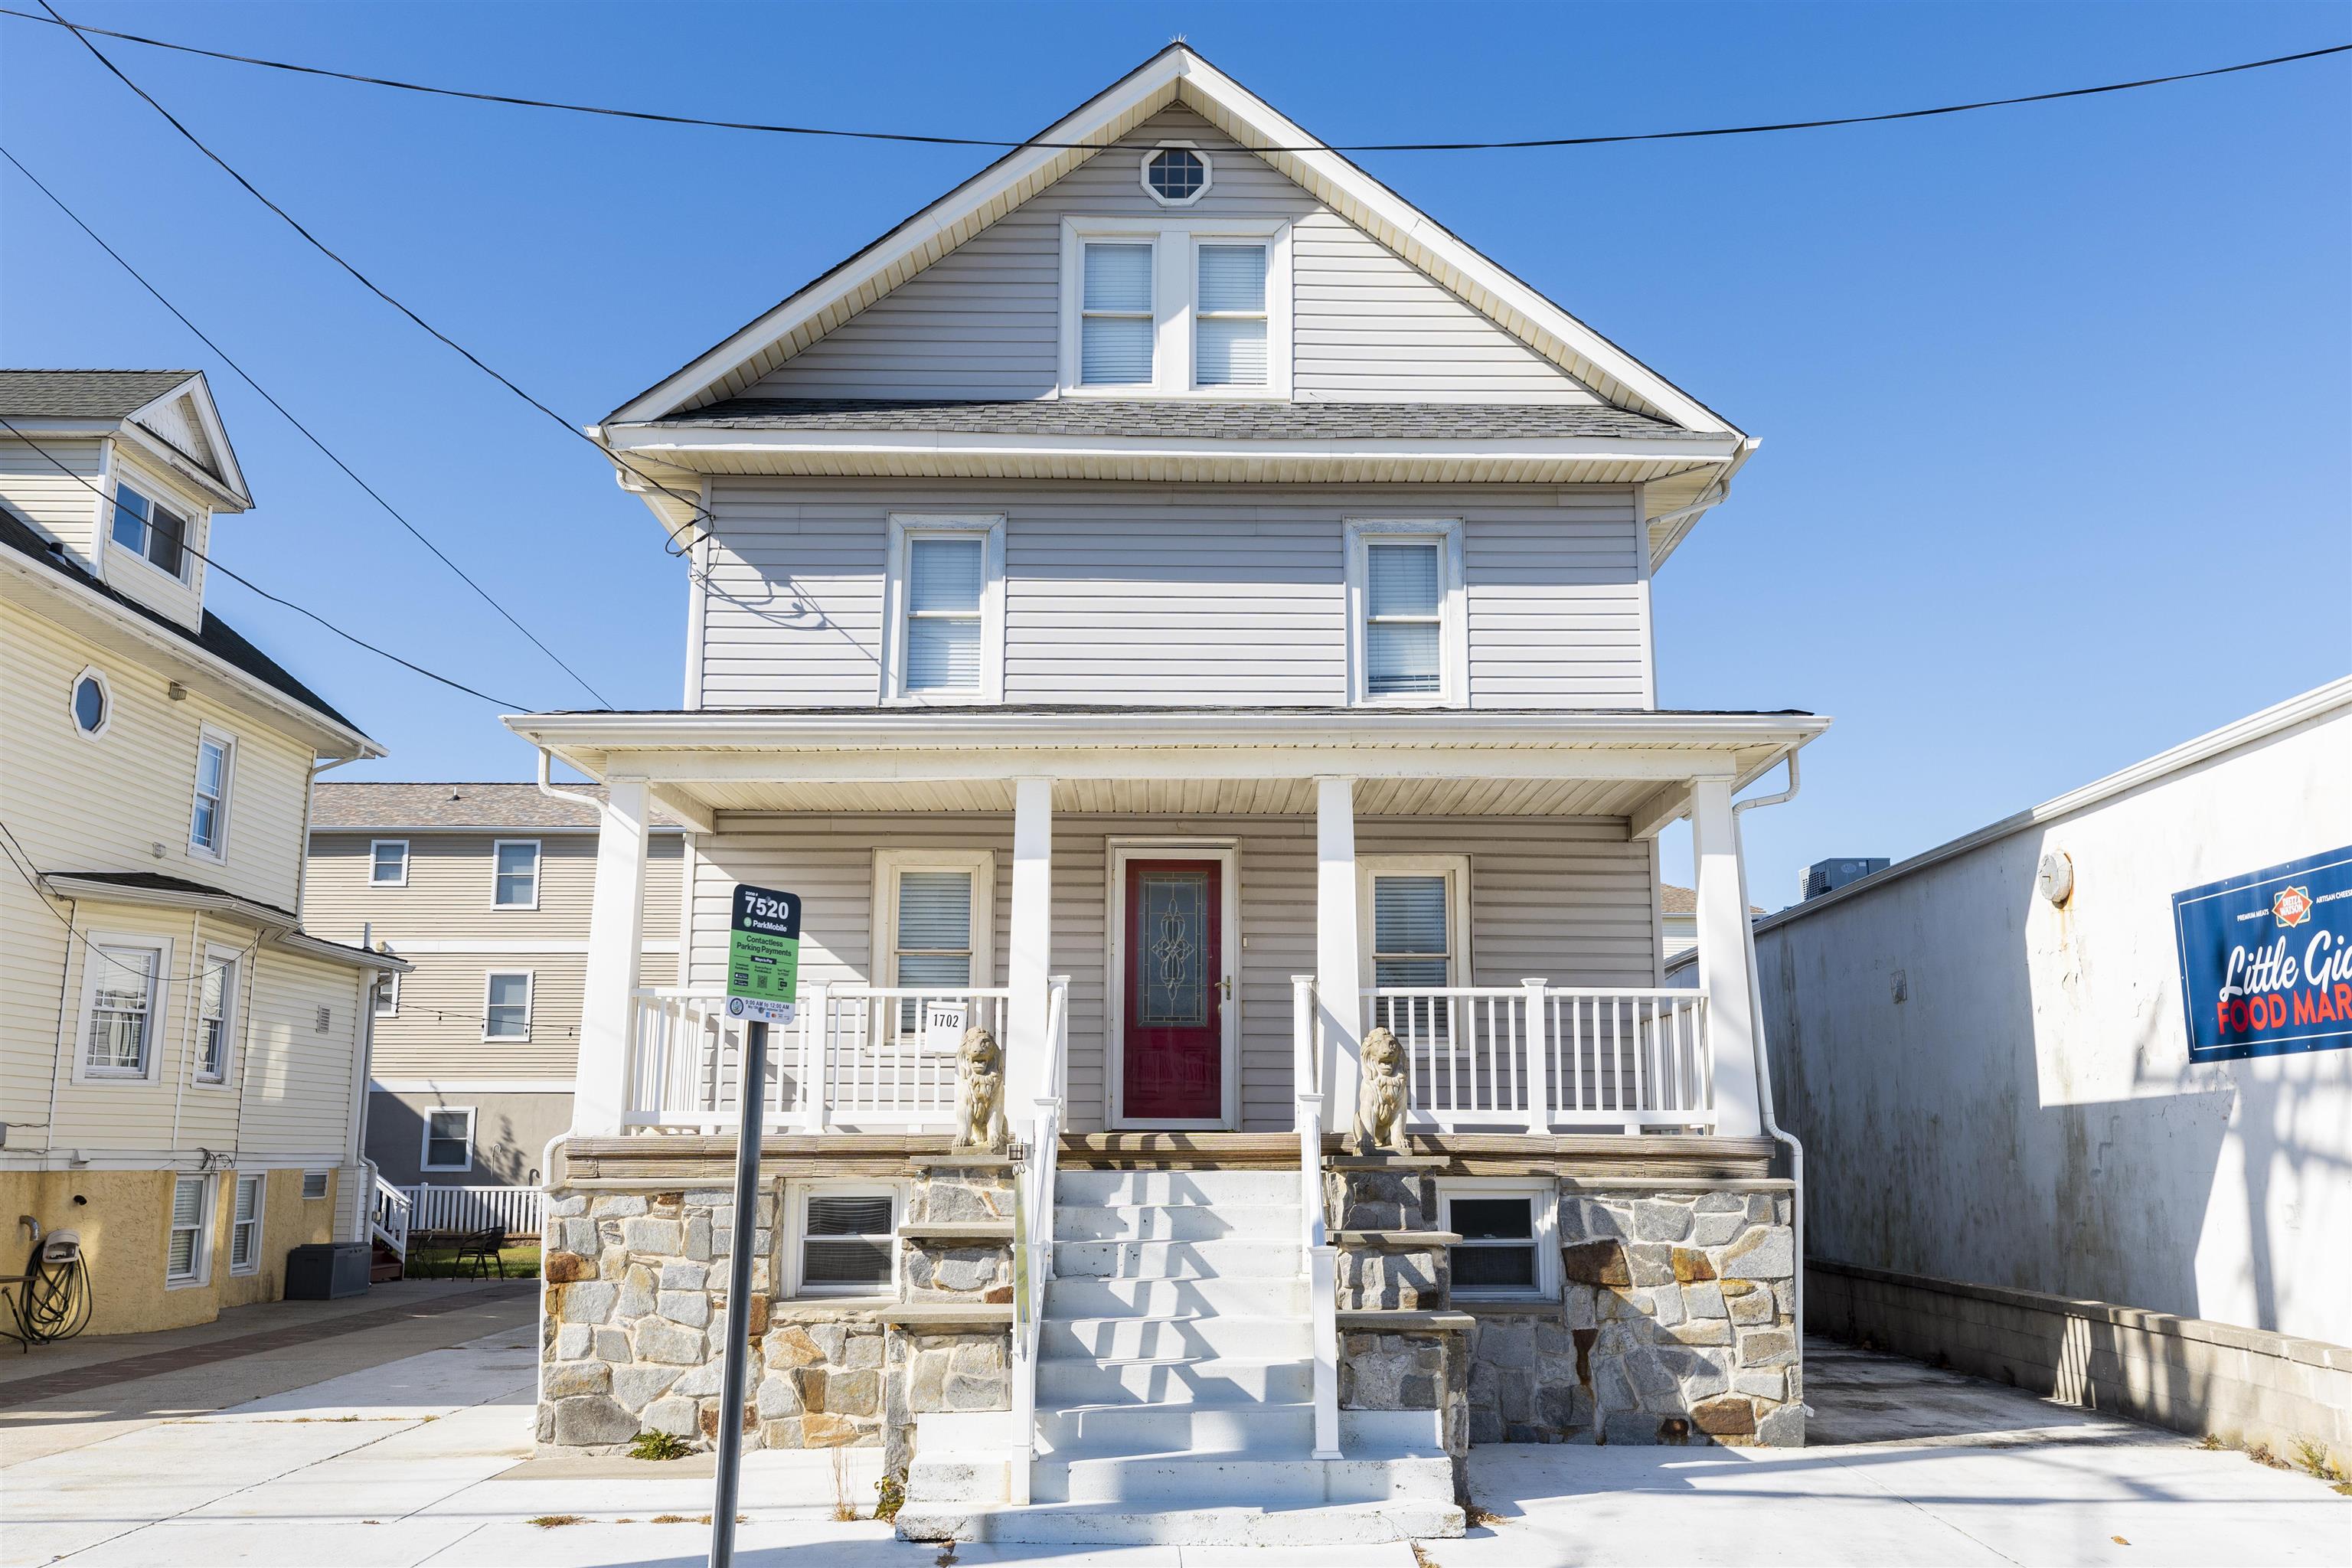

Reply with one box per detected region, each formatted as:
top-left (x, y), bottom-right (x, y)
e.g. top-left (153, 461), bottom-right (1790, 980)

top-left (1080, 241), bottom-right (1155, 385)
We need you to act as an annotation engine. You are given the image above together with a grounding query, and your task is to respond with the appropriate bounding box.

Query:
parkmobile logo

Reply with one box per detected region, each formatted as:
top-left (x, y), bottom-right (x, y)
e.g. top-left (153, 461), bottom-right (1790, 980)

top-left (2272, 886), bottom-right (2314, 929)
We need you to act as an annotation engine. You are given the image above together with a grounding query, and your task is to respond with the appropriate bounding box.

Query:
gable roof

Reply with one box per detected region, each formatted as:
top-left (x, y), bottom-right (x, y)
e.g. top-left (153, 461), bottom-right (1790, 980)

top-left (0, 368), bottom-right (250, 506)
top-left (605, 46), bottom-right (1737, 437)
top-left (0, 498), bottom-right (371, 746)
top-left (309, 780), bottom-right (689, 831)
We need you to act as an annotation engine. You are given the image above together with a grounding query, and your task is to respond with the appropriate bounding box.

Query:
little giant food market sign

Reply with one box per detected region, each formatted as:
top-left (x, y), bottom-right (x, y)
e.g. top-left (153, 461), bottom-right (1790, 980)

top-left (2173, 845), bottom-right (2352, 1063)
top-left (727, 884), bottom-right (802, 1025)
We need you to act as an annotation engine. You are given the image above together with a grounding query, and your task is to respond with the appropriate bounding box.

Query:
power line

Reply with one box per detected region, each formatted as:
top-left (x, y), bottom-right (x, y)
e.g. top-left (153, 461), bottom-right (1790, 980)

top-left (0, 417), bottom-right (529, 710)
top-left (2, 8), bottom-right (2344, 152)
top-left (0, 145), bottom-right (613, 707)
top-left (32, 0), bottom-right (716, 554)
top-left (0, 816), bottom-right (264, 988)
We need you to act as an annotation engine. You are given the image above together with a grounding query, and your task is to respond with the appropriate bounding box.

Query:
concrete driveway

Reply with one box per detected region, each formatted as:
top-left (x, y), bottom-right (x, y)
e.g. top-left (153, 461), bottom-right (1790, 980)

top-left (2, 1308), bottom-right (2341, 1567)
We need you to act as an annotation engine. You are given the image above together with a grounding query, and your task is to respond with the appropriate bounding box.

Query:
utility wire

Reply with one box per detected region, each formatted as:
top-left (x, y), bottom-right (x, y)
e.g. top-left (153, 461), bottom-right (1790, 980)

top-left (0, 816), bottom-right (264, 987)
top-left (2, 8), bottom-right (2344, 151)
top-left (0, 418), bottom-right (530, 710)
top-left (0, 145), bottom-right (613, 707)
top-left (33, 0), bottom-right (716, 553)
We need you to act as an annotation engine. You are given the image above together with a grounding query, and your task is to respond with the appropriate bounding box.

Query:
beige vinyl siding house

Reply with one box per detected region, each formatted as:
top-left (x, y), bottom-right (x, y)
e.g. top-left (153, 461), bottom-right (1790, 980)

top-left (0, 371), bottom-right (400, 1335)
top-left (511, 49), bottom-right (1821, 1525)
top-left (304, 783), bottom-right (686, 1186)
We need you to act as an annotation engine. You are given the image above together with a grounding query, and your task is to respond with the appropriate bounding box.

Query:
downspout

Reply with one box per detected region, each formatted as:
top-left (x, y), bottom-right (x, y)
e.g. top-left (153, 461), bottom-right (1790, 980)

top-left (1729, 750), bottom-right (1806, 1408)
top-left (536, 745), bottom-right (603, 815)
top-left (39, 893), bottom-right (80, 1154)
top-left (296, 756), bottom-right (355, 930)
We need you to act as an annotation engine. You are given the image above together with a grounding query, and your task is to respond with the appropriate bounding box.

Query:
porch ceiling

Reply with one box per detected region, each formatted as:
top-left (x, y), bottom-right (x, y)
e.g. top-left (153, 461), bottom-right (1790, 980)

top-left (679, 774), bottom-right (1681, 818)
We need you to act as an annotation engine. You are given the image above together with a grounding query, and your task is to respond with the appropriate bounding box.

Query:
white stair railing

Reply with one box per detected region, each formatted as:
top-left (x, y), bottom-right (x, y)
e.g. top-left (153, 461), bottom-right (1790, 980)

top-left (1011, 975), bottom-right (1070, 1507)
top-left (371, 1173), bottom-right (411, 1260)
top-left (1293, 975), bottom-right (1341, 1461)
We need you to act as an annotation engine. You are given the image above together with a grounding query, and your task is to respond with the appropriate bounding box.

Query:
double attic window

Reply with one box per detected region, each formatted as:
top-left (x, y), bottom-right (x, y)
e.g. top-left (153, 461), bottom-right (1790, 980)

top-left (1063, 211), bottom-right (1289, 397)
top-left (110, 482), bottom-right (192, 580)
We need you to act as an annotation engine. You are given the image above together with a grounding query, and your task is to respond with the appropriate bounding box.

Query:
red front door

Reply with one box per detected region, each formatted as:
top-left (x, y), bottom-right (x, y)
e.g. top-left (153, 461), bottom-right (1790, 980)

top-left (1122, 859), bottom-right (1223, 1122)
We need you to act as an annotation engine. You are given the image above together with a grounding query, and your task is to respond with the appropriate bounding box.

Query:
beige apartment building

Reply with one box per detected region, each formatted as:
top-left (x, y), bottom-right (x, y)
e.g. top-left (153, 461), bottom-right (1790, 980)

top-left (302, 782), bottom-right (682, 1187)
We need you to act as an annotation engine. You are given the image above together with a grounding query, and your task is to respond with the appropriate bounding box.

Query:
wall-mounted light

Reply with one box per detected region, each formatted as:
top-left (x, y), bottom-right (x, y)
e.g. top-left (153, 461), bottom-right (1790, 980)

top-left (167, 681), bottom-right (188, 702)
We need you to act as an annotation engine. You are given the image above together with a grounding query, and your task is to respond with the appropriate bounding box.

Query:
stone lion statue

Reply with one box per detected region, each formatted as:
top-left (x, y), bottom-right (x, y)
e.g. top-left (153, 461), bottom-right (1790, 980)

top-left (1351, 1025), bottom-right (1410, 1156)
top-left (954, 1025), bottom-right (1008, 1152)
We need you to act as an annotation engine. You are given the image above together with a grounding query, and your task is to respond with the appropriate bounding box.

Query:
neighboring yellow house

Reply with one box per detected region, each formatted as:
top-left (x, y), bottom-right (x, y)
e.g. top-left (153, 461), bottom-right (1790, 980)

top-left (0, 370), bottom-right (405, 1335)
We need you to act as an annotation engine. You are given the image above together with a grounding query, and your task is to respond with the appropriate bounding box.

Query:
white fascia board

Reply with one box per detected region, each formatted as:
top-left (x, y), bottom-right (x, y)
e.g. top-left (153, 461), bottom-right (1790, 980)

top-left (276, 930), bottom-right (412, 971)
top-left (127, 371), bottom-right (251, 508)
top-left (0, 547), bottom-right (380, 760)
top-left (305, 824), bottom-right (686, 838)
top-left (40, 875), bottom-right (299, 930)
top-left (604, 423), bottom-right (1741, 470)
top-left (373, 1078), bottom-right (576, 1095)
top-left (1748, 674), bottom-right (2352, 938)
top-left (606, 55), bottom-right (1190, 425)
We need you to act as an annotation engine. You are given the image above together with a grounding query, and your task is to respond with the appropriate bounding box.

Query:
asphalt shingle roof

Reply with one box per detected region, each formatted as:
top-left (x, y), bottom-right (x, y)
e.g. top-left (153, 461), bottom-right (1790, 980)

top-left (0, 370), bottom-right (198, 418)
top-left (0, 502), bottom-right (364, 736)
top-left (655, 398), bottom-right (1698, 441)
top-left (309, 781), bottom-right (688, 831)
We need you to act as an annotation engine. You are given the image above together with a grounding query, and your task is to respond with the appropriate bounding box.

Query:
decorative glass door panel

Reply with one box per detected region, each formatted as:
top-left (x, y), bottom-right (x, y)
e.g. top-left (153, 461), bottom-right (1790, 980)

top-left (1122, 860), bottom-right (1223, 1121)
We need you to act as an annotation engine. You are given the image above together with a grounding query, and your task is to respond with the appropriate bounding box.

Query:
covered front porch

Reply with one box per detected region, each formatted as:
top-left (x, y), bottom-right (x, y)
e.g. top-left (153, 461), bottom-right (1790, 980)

top-left (506, 707), bottom-right (1823, 1148)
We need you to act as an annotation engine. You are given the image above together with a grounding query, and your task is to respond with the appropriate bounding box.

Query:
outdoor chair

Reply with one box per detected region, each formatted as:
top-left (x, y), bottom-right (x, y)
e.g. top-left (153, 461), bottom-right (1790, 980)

top-left (450, 1227), bottom-right (507, 1279)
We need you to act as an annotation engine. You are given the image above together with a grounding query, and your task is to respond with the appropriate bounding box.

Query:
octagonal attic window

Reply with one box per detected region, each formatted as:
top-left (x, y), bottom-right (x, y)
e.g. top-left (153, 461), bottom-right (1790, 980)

top-left (1142, 146), bottom-right (1209, 206)
top-left (71, 669), bottom-right (109, 737)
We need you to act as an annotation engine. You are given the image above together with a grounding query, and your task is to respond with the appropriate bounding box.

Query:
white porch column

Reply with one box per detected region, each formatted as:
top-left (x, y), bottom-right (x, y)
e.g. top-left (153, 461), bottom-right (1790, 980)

top-left (574, 776), bottom-right (651, 1137)
top-left (1006, 776), bottom-right (1054, 1116)
top-left (1691, 776), bottom-right (1762, 1138)
top-left (1315, 776), bottom-right (1363, 1135)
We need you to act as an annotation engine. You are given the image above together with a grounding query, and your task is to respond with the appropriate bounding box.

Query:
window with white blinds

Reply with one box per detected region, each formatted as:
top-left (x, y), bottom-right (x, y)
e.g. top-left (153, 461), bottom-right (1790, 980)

top-left (795, 1186), bottom-right (898, 1295)
top-left (893, 871), bottom-right (975, 991)
top-left (1365, 542), bottom-right (1442, 695)
top-left (906, 537), bottom-right (983, 692)
top-left (1195, 243), bottom-right (1268, 388)
top-left (1080, 241), bottom-right (1155, 385)
top-left (229, 1174), bottom-right (263, 1273)
top-left (166, 1174), bottom-right (209, 1283)
top-left (196, 952), bottom-right (235, 1084)
top-left (1372, 874), bottom-right (1453, 991)
top-left (83, 942), bottom-right (161, 1077)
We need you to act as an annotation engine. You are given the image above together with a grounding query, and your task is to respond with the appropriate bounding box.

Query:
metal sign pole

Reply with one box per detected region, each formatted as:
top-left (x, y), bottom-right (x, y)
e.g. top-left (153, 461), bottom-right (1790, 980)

top-left (709, 1017), bottom-right (766, 1568)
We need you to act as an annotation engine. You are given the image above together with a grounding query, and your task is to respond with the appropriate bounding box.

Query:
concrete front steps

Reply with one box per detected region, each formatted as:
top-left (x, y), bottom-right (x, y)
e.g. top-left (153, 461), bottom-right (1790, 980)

top-left (899, 1165), bottom-right (1462, 1546)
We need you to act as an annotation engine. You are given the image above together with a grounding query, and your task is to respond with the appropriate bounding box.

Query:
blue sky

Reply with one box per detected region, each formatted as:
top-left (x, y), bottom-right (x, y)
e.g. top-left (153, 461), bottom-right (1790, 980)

top-left (4, 2), bottom-right (2346, 907)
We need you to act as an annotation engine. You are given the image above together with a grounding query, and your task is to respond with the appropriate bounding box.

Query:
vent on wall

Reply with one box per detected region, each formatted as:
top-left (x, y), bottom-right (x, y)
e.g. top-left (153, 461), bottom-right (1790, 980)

top-left (315, 1005), bottom-right (332, 1033)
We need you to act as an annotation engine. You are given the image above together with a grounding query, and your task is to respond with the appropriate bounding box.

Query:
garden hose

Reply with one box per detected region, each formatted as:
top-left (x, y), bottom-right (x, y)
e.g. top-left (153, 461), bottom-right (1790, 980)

top-left (8, 1238), bottom-right (93, 1347)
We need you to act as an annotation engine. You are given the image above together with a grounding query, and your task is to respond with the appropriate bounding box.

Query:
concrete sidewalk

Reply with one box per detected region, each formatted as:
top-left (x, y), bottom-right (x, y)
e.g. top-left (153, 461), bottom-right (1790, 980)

top-left (2, 1330), bottom-right (2342, 1566)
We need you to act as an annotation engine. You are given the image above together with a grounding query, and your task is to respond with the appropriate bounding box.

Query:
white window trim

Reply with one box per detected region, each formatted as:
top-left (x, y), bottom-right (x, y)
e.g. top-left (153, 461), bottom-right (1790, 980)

top-left (1345, 520), bottom-right (1467, 708)
top-left (165, 1173), bottom-right (214, 1287)
top-left (482, 971), bottom-right (534, 1044)
top-left (188, 726), bottom-right (236, 862)
top-left (490, 838), bottom-right (541, 910)
top-left (871, 849), bottom-right (997, 991)
top-left (370, 838), bottom-right (410, 888)
top-left (375, 969), bottom-right (401, 1019)
top-left (1436, 1178), bottom-right (1560, 1300)
top-left (1057, 217), bottom-right (1292, 399)
top-left (782, 1178), bottom-right (903, 1300)
top-left (879, 514), bottom-right (1005, 705)
top-left (72, 931), bottom-right (172, 1085)
top-left (420, 1106), bottom-right (477, 1174)
top-left (68, 665), bottom-right (113, 741)
top-left (108, 477), bottom-right (202, 586)
top-left (228, 1172), bottom-right (264, 1276)
top-left (191, 943), bottom-right (241, 1089)
top-left (1138, 141), bottom-right (1213, 207)
top-left (301, 1169), bottom-right (331, 1201)
top-left (1357, 854), bottom-right (1474, 991)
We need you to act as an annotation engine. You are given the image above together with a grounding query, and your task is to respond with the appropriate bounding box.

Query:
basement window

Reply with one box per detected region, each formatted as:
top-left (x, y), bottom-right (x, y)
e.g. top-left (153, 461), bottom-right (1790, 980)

top-left (790, 1183), bottom-right (900, 1298)
top-left (1437, 1180), bottom-right (1557, 1300)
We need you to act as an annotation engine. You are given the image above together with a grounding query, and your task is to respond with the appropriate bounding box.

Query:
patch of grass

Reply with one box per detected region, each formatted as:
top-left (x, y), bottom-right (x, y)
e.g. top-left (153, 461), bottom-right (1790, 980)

top-left (874, 1473), bottom-right (906, 1523)
top-left (527, 1515), bottom-right (583, 1529)
top-left (403, 1241), bottom-right (541, 1280)
top-left (2200, 1434), bottom-right (2225, 1450)
top-left (652, 1514), bottom-right (690, 1524)
top-left (627, 1429), bottom-right (693, 1462)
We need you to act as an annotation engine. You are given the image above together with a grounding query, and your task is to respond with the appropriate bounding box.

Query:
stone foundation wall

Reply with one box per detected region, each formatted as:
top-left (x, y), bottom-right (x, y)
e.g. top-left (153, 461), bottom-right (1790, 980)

top-left (1465, 1184), bottom-right (1802, 1446)
top-left (536, 1156), bottom-right (1016, 1459)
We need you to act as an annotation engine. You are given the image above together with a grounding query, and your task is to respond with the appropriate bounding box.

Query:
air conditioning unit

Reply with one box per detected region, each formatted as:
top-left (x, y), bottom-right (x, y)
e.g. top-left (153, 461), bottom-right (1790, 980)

top-left (1802, 858), bottom-right (1890, 900)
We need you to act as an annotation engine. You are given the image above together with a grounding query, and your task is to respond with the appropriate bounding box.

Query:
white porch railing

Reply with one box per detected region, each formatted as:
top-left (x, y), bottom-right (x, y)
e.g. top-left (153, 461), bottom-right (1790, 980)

top-left (371, 1172), bottom-right (411, 1260)
top-left (1292, 976), bottom-right (1341, 1460)
top-left (1343, 982), bottom-right (1714, 1133)
top-left (400, 1184), bottom-right (544, 1238)
top-left (1011, 976), bottom-right (1070, 1505)
top-left (624, 984), bottom-right (1061, 1132)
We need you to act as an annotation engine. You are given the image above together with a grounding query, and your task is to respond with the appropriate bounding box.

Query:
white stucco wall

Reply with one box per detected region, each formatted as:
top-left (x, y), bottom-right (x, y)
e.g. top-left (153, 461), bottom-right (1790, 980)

top-left (1756, 682), bottom-right (2351, 1345)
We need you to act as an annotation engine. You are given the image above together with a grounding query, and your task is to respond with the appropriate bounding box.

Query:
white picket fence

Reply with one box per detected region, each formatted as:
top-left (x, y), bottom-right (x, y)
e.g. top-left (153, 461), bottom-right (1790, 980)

top-left (400, 1184), bottom-right (544, 1239)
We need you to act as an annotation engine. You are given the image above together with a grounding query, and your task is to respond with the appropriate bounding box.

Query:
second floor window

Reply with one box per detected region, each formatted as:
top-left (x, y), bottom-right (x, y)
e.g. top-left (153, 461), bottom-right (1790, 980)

top-left (84, 942), bottom-right (161, 1077)
top-left (1080, 240), bottom-right (1154, 386)
top-left (371, 839), bottom-right (409, 887)
top-left (110, 482), bottom-right (191, 579)
top-left (375, 970), bottom-right (400, 1018)
top-left (907, 537), bottom-right (983, 693)
top-left (196, 952), bottom-right (236, 1084)
top-left (190, 731), bottom-right (233, 856)
top-left (493, 840), bottom-right (539, 907)
top-left (484, 972), bottom-right (532, 1040)
top-left (1348, 521), bottom-right (1463, 706)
